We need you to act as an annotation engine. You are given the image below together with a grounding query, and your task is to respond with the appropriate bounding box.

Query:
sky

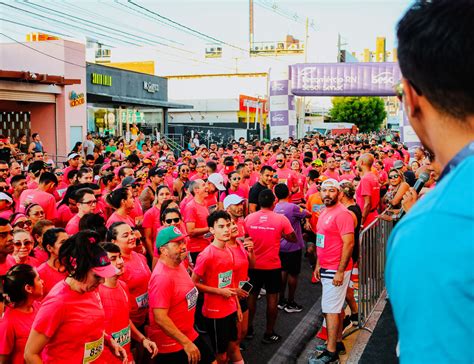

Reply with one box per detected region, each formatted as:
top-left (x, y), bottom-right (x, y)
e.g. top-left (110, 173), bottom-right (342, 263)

top-left (0, 0), bottom-right (413, 107)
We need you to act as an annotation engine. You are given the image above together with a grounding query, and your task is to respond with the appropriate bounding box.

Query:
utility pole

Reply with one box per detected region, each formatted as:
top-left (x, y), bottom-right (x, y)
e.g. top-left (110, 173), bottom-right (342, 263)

top-left (249, 0), bottom-right (254, 53)
top-left (337, 33), bottom-right (348, 62)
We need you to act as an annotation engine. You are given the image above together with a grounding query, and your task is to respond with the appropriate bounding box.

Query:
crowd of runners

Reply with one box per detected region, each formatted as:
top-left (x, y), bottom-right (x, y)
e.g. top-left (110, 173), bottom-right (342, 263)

top-left (0, 130), bottom-right (435, 364)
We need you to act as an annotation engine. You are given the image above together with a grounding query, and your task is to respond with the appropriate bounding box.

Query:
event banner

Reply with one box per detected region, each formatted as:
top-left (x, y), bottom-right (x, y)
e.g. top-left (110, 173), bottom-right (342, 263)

top-left (290, 62), bottom-right (401, 96)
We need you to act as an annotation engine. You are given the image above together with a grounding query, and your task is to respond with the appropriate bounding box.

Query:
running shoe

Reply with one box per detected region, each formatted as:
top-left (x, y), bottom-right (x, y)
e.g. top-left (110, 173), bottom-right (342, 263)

top-left (277, 298), bottom-right (288, 310)
top-left (261, 331), bottom-right (282, 344)
top-left (315, 342), bottom-right (346, 356)
top-left (284, 301), bottom-right (303, 313)
top-left (309, 349), bottom-right (339, 364)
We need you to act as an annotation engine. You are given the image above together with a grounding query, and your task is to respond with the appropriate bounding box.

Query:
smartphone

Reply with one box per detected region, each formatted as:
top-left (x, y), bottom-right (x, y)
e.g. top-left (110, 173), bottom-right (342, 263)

top-left (240, 281), bottom-right (253, 293)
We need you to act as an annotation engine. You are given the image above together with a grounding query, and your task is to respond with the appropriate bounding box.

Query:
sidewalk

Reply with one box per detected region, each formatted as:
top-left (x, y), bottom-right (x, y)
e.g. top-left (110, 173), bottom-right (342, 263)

top-left (297, 291), bottom-right (399, 364)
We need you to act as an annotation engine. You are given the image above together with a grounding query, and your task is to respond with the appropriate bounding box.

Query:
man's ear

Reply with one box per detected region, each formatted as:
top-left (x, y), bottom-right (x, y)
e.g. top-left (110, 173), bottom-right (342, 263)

top-left (402, 78), bottom-right (422, 121)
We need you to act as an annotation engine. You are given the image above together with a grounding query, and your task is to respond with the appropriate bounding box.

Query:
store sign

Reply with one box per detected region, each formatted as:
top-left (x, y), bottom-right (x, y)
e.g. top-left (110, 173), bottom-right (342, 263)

top-left (91, 73), bottom-right (112, 86)
top-left (143, 81), bottom-right (159, 93)
top-left (239, 95), bottom-right (267, 113)
top-left (69, 91), bottom-right (85, 107)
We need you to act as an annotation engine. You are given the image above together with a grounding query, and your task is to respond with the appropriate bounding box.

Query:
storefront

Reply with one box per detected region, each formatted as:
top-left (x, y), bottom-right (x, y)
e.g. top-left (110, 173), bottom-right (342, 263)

top-left (86, 63), bottom-right (191, 138)
top-left (0, 40), bottom-right (87, 157)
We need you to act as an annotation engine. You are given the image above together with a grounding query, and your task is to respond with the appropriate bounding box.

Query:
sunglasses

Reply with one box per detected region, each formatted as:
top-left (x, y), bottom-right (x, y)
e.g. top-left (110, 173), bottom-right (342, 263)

top-left (13, 240), bottom-right (33, 248)
top-left (276, 160), bottom-right (284, 163)
top-left (231, 177), bottom-right (241, 181)
top-left (165, 217), bottom-right (180, 224)
top-left (180, 169), bottom-right (190, 173)
top-left (389, 174), bottom-right (400, 179)
top-left (14, 220), bottom-right (32, 229)
top-left (0, 230), bottom-right (13, 239)
top-left (55, 172), bottom-right (64, 176)
top-left (0, 168), bottom-right (9, 172)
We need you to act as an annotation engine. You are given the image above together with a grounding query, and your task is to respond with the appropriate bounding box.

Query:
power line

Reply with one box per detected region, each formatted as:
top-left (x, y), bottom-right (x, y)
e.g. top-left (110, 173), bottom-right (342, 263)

top-left (0, 2), bottom-right (140, 46)
top-left (255, 0), bottom-right (317, 31)
top-left (0, 32), bottom-right (87, 68)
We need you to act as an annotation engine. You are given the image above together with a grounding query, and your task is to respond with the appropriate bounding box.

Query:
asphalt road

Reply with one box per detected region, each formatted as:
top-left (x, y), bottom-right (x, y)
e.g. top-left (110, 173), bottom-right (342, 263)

top-left (242, 255), bottom-right (323, 364)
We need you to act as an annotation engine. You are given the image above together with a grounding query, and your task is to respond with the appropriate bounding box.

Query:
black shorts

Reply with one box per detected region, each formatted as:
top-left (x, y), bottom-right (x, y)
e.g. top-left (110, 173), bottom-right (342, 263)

top-left (153, 335), bottom-right (215, 364)
top-left (248, 268), bottom-right (282, 295)
top-left (279, 249), bottom-right (302, 275)
top-left (205, 312), bottom-right (238, 354)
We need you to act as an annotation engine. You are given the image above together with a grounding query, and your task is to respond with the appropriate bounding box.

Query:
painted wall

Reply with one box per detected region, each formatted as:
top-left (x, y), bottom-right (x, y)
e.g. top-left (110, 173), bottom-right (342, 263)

top-left (0, 40), bottom-right (86, 155)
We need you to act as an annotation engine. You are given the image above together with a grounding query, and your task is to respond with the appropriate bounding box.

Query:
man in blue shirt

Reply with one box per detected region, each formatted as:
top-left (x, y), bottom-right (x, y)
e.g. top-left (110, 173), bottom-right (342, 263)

top-left (386, 1), bottom-right (474, 363)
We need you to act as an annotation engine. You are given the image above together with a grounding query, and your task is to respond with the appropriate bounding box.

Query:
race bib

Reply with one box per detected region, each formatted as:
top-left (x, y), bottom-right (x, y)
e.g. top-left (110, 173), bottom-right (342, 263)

top-left (218, 270), bottom-right (232, 288)
top-left (316, 233), bottom-right (325, 248)
top-left (185, 287), bottom-right (199, 311)
top-left (135, 292), bottom-right (149, 309)
top-left (112, 325), bottom-right (131, 347)
top-left (83, 335), bottom-right (104, 364)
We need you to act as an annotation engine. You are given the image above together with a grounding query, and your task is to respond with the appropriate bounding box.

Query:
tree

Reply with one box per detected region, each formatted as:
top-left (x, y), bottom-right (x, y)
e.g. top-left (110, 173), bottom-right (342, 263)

top-left (329, 96), bottom-right (387, 132)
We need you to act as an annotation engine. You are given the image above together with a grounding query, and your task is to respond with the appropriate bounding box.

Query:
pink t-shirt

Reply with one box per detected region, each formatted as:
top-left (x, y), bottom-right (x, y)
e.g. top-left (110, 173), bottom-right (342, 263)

top-left (119, 252), bottom-right (151, 327)
top-left (276, 168), bottom-right (298, 191)
top-left (32, 281), bottom-right (107, 363)
top-left (0, 255), bottom-right (16, 275)
top-left (62, 166), bottom-right (77, 185)
top-left (148, 261), bottom-right (199, 353)
top-left (323, 170), bottom-right (341, 181)
top-left (356, 172), bottom-right (380, 225)
top-left (339, 172), bottom-right (355, 182)
top-left (228, 242), bottom-right (249, 287)
top-left (128, 197), bottom-right (143, 222)
top-left (244, 209), bottom-right (294, 270)
top-left (98, 281), bottom-right (133, 363)
top-left (0, 302), bottom-right (41, 364)
top-left (65, 214), bottom-right (81, 235)
top-left (183, 199), bottom-right (209, 253)
top-left (0, 209), bottom-right (13, 219)
top-left (106, 212), bottom-right (135, 229)
top-left (142, 206), bottom-right (162, 245)
top-left (19, 189), bottom-right (57, 221)
top-left (316, 203), bottom-right (354, 271)
top-left (56, 204), bottom-right (75, 228)
top-left (37, 262), bottom-right (67, 297)
top-left (33, 247), bottom-right (48, 265)
top-left (193, 244), bottom-right (237, 319)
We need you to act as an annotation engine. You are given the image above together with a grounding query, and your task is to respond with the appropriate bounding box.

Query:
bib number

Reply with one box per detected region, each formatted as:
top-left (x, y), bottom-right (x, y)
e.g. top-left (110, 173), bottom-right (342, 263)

top-left (83, 335), bottom-right (104, 363)
top-left (312, 204), bottom-right (324, 213)
top-left (218, 270), bottom-right (232, 288)
top-left (112, 325), bottom-right (131, 347)
top-left (186, 287), bottom-right (199, 311)
top-left (316, 233), bottom-right (325, 248)
top-left (135, 292), bottom-right (149, 309)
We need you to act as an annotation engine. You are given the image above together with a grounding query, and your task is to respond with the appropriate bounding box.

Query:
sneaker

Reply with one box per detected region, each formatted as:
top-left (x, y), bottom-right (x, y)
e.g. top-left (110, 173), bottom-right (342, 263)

top-left (284, 301), bottom-right (303, 313)
top-left (309, 349), bottom-right (339, 364)
top-left (261, 331), bottom-right (282, 344)
top-left (315, 342), bottom-right (346, 356)
top-left (277, 298), bottom-right (288, 310)
top-left (350, 313), bottom-right (359, 326)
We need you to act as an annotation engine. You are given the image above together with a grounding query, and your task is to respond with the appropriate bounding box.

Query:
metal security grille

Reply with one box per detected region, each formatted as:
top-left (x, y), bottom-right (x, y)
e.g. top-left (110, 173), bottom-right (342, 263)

top-left (0, 111), bottom-right (31, 142)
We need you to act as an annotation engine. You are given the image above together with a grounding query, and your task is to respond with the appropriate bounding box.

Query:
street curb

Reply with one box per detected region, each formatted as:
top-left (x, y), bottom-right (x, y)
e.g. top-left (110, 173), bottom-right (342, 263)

top-left (269, 295), bottom-right (323, 364)
top-left (346, 290), bottom-right (388, 364)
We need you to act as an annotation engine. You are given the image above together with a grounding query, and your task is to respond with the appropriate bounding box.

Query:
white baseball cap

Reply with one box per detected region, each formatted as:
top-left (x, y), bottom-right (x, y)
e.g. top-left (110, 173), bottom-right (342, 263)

top-left (208, 173), bottom-right (226, 191)
top-left (321, 178), bottom-right (340, 190)
top-left (0, 192), bottom-right (13, 204)
top-left (223, 194), bottom-right (245, 210)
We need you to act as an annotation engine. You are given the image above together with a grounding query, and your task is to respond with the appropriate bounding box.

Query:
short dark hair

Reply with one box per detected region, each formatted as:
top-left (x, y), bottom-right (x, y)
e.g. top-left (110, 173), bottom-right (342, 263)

top-left (101, 242), bottom-right (121, 254)
top-left (274, 183), bottom-right (290, 200)
top-left (206, 161), bottom-right (217, 173)
top-left (308, 169), bottom-right (320, 181)
top-left (74, 188), bottom-right (94, 203)
top-left (397, 0), bottom-right (474, 119)
top-left (39, 172), bottom-right (58, 186)
top-left (10, 174), bottom-right (26, 185)
top-left (260, 165), bottom-right (274, 174)
top-left (42, 228), bottom-right (66, 257)
top-left (106, 221), bottom-right (128, 242)
top-left (79, 213), bottom-right (107, 242)
top-left (207, 210), bottom-right (231, 228)
top-left (258, 189), bottom-right (275, 208)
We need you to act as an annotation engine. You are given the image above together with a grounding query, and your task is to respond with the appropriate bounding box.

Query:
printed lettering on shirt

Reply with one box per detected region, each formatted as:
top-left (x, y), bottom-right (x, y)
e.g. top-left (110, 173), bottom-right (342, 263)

top-left (112, 325), bottom-right (131, 347)
top-left (83, 334), bottom-right (104, 363)
top-left (135, 292), bottom-right (149, 309)
top-left (316, 233), bottom-right (325, 248)
top-left (186, 287), bottom-right (199, 311)
top-left (218, 270), bottom-right (233, 288)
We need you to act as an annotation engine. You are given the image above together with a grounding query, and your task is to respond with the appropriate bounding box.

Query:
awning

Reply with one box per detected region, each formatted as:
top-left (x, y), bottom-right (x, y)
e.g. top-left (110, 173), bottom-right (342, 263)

top-left (87, 93), bottom-right (192, 109)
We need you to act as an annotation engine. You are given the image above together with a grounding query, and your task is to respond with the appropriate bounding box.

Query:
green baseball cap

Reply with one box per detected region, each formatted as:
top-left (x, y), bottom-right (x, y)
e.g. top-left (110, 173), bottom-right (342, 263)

top-left (311, 159), bottom-right (323, 167)
top-left (156, 226), bottom-right (186, 249)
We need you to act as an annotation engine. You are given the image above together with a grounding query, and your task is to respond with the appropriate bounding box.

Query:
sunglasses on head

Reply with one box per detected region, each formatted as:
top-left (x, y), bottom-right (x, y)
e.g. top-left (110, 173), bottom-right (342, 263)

top-left (14, 220), bottom-right (32, 229)
top-left (165, 217), bottom-right (180, 224)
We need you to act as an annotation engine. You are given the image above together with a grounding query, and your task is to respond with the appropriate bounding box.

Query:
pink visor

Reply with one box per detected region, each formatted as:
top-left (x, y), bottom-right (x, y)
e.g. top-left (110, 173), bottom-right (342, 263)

top-left (92, 264), bottom-right (118, 278)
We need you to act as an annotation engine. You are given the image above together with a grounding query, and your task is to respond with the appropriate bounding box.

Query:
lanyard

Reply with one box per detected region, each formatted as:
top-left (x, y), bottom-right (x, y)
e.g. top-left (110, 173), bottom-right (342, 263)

top-left (438, 141), bottom-right (474, 181)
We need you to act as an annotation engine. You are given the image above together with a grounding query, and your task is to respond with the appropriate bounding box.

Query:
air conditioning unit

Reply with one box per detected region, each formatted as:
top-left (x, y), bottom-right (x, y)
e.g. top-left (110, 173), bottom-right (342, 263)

top-left (277, 42), bottom-right (284, 49)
